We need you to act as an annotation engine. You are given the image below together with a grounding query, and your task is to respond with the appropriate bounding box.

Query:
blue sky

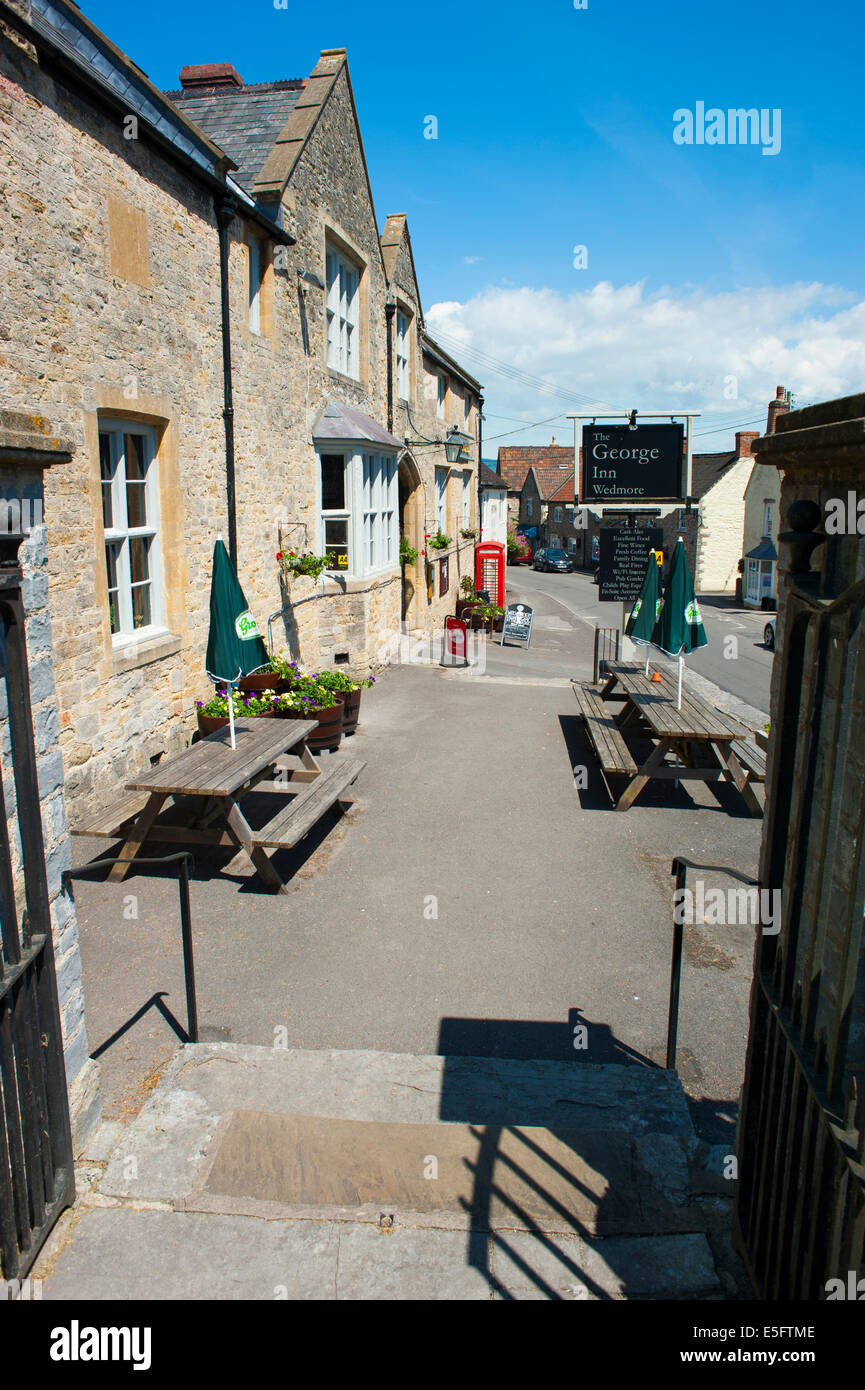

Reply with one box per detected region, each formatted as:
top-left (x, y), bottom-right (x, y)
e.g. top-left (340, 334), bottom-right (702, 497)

top-left (83, 0), bottom-right (865, 447)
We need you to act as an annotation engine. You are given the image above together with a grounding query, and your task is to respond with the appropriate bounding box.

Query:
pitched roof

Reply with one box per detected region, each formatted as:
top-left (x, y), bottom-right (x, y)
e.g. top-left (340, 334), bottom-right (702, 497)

top-left (524, 463), bottom-right (574, 501)
top-left (497, 444), bottom-right (572, 492)
top-left (549, 474), bottom-right (577, 503)
top-left (690, 451), bottom-right (738, 499)
top-left (165, 80), bottom-right (305, 192)
top-left (479, 462), bottom-right (505, 490)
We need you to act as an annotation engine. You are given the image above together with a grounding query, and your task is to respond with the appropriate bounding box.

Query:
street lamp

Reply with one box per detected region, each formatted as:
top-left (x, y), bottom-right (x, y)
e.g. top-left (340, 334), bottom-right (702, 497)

top-left (444, 427), bottom-right (472, 464)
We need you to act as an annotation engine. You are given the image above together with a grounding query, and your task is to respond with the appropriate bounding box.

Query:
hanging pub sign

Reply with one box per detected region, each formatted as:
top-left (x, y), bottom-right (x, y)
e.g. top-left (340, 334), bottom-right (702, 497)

top-left (582, 423), bottom-right (685, 503)
top-left (500, 602), bottom-right (534, 649)
top-left (598, 526), bottom-right (664, 603)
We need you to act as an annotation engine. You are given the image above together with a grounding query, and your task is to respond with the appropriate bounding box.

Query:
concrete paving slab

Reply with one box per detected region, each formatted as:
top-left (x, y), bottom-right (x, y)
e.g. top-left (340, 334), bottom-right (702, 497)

top-left (43, 1207), bottom-right (340, 1301)
top-left (334, 1223), bottom-right (491, 1300)
top-left (492, 1230), bottom-right (720, 1300)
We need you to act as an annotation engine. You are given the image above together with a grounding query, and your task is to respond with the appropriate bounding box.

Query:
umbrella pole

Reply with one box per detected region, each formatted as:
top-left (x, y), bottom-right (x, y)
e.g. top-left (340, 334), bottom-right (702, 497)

top-left (227, 679), bottom-right (236, 750)
top-left (677, 653), bottom-right (683, 710)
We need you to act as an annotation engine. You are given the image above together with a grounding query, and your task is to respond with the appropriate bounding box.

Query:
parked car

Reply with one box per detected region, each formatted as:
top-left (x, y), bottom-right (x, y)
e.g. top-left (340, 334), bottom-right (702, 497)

top-left (764, 617), bottom-right (776, 651)
top-left (533, 547), bottom-right (574, 574)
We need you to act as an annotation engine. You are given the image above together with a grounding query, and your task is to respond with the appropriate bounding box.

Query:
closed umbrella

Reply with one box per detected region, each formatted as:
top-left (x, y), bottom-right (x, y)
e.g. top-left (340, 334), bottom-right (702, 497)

top-left (205, 538), bottom-right (269, 749)
top-left (625, 548), bottom-right (663, 673)
top-left (650, 537), bottom-right (707, 708)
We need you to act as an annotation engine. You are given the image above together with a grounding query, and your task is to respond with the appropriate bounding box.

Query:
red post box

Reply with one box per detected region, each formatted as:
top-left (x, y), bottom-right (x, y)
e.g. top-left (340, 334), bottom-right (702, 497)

top-left (475, 542), bottom-right (505, 608)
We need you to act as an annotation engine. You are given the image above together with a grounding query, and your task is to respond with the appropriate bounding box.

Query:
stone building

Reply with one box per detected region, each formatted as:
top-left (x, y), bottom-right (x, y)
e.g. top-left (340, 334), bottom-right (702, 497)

top-left (518, 462), bottom-right (574, 539)
top-left (496, 438), bottom-right (572, 527)
top-left (0, 1), bottom-right (481, 823)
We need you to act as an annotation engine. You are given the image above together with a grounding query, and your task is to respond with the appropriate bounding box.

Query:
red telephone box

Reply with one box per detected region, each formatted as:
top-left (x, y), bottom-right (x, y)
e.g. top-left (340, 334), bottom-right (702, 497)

top-left (475, 542), bottom-right (505, 608)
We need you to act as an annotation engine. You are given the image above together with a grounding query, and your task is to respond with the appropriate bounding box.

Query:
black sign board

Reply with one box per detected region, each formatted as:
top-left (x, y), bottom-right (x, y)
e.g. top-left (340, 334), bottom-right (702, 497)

top-left (582, 424), bottom-right (684, 502)
top-left (500, 602), bottom-right (534, 648)
top-left (598, 527), bottom-right (664, 603)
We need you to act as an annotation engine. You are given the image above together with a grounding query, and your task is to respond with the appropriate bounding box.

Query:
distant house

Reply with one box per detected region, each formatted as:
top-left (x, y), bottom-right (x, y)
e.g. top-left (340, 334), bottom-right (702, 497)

top-left (479, 462), bottom-right (507, 545)
top-left (518, 462), bottom-right (575, 540)
top-left (741, 387), bottom-right (791, 608)
top-left (497, 437), bottom-right (573, 527)
top-left (690, 431), bottom-right (761, 595)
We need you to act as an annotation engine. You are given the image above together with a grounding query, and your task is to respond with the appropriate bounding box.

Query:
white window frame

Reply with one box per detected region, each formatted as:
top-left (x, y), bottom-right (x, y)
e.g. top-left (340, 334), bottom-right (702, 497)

top-left (745, 556), bottom-right (760, 603)
top-left (326, 244), bottom-right (361, 378)
top-left (435, 466), bottom-right (448, 534)
top-left (318, 447), bottom-right (399, 580)
top-left (527, 497), bottom-right (534, 519)
top-left (396, 309), bottom-right (410, 400)
top-left (99, 420), bottom-right (164, 646)
top-left (436, 374), bottom-right (446, 421)
top-left (462, 470), bottom-right (472, 528)
top-left (554, 506), bottom-right (563, 523)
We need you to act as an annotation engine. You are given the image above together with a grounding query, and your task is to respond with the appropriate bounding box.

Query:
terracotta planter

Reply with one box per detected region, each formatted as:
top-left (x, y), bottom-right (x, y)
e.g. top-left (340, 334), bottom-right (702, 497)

top-left (279, 702), bottom-right (343, 753)
top-left (340, 688), bottom-right (362, 736)
top-left (238, 670), bottom-right (282, 692)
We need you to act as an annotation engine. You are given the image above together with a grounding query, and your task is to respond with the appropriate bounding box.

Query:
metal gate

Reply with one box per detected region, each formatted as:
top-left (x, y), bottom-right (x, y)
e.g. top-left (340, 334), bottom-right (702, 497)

top-left (735, 569), bottom-right (865, 1298)
top-left (0, 559), bottom-right (74, 1281)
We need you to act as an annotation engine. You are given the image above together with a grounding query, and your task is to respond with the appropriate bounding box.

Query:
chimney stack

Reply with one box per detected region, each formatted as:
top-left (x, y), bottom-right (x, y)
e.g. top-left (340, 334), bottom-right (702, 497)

top-left (767, 385), bottom-right (791, 434)
top-left (178, 63), bottom-right (244, 93)
top-left (735, 431), bottom-right (759, 458)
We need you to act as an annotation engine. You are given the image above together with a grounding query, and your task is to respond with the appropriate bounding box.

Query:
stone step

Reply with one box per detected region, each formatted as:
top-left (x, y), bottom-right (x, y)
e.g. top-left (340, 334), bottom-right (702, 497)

top-left (43, 1044), bottom-right (723, 1300)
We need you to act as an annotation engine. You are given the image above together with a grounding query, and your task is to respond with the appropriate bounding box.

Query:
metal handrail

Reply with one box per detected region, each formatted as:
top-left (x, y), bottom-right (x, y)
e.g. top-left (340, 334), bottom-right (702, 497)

top-left (667, 857), bottom-right (758, 1070)
top-left (61, 852), bottom-right (198, 1043)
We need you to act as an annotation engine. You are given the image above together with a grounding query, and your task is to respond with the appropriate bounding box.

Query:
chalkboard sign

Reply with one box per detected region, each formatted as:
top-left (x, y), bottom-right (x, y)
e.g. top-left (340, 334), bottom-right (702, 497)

top-left (598, 527), bottom-right (664, 603)
top-left (500, 602), bottom-right (534, 648)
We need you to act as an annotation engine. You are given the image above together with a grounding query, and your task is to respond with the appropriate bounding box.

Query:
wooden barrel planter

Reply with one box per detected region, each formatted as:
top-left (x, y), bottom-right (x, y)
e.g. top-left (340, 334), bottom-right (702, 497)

top-left (238, 671), bottom-right (283, 692)
top-left (278, 702), bottom-right (343, 753)
top-left (340, 688), bottom-right (362, 736)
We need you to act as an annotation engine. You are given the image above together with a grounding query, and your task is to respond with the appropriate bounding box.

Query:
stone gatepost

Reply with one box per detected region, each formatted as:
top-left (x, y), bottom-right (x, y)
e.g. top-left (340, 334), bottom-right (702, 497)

top-left (0, 410), bottom-right (101, 1148)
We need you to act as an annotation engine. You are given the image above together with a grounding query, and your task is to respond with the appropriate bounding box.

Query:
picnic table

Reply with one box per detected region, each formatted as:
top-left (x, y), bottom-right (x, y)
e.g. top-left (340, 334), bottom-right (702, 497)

top-left (573, 661), bottom-right (765, 816)
top-left (72, 718), bottom-right (365, 893)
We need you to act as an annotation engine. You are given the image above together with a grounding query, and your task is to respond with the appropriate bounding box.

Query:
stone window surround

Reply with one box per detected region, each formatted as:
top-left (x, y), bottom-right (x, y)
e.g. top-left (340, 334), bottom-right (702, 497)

top-left (323, 223), bottom-right (368, 385)
top-left (99, 419), bottom-right (163, 644)
top-left (317, 445), bottom-right (400, 582)
top-left (395, 303), bottom-right (412, 403)
top-left (84, 391), bottom-right (187, 676)
top-left (244, 227), bottom-right (275, 340)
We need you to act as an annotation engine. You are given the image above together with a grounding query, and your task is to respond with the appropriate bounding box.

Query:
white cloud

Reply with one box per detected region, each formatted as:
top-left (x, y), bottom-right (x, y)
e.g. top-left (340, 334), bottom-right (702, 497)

top-left (463, 255), bottom-right (482, 265)
top-left (426, 280), bottom-right (865, 446)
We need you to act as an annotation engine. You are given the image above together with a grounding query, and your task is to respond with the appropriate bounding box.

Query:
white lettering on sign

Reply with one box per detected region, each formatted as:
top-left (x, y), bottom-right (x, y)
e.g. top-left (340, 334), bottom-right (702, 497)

top-left (592, 444), bottom-right (660, 462)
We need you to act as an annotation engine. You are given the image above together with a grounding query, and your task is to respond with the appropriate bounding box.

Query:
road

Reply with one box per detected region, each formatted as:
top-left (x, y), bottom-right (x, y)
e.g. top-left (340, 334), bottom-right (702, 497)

top-left (503, 565), bottom-right (773, 713)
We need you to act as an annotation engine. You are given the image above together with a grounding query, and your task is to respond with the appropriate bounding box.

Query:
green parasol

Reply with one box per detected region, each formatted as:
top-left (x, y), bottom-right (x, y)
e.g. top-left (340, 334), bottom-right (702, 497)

top-left (205, 538), bottom-right (269, 747)
top-left (650, 536), bottom-right (707, 707)
top-left (625, 549), bottom-right (663, 672)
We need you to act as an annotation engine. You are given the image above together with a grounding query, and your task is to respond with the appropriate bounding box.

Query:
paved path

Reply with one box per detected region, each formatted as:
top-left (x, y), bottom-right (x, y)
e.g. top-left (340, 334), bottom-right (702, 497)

top-left (507, 567), bottom-right (773, 712)
top-left (70, 663), bottom-right (762, 1150)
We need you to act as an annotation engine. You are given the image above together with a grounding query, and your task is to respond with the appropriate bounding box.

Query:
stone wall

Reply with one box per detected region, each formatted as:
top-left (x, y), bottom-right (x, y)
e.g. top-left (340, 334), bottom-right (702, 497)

top-left (0, 461), bottom-right (100, 1147)
top-left (0, 31), bottom-right (482, 824)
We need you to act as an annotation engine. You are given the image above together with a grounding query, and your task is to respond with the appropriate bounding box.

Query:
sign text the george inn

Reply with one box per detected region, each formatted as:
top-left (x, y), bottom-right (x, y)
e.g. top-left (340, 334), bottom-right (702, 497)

top-left (582, 423), bottom-right (685, 503)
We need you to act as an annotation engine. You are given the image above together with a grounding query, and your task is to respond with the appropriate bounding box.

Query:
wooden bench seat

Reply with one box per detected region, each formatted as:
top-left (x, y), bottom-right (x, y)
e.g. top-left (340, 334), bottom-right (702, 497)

top-left (71, 789), bottom-right (152, 838)
top-left (250, 758), bottom-right (365, 850)
top-left (573, 685), bottom-right (638, 777)
top-left (731, 738), bottom-right (767, 783)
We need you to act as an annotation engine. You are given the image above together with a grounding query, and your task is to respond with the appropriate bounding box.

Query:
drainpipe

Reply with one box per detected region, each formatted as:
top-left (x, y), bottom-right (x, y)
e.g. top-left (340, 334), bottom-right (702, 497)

top-left (385, 302), bottom-right (396, 435)
top-left (216, 195), bottom-right (239, 569)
